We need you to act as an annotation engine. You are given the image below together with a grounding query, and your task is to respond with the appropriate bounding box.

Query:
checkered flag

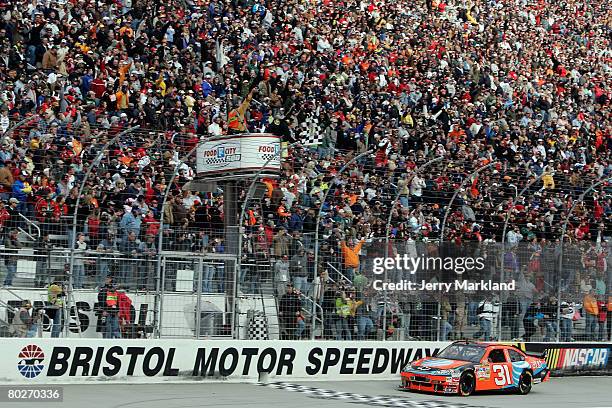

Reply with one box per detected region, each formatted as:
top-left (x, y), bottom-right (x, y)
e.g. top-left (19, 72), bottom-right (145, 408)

top-left (298, 115), bottom-right (323, 146)
top-left (261, 153), bottom-right (277, 162)
top-left (205, 157), bottom-right (226, 165)
top-left (247, 313), bottom-right (269, 340)
top-left (261, 383), bottom-right (484, 408)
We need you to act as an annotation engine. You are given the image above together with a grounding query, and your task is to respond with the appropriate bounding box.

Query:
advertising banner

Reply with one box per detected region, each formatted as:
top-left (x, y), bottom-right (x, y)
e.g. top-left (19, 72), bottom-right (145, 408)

top-left (1, 340), bottom-right (446, 383)
top-left (516, 342), bottom-right (612, 376)
top-left (195, 134), bottom-right (281, 176)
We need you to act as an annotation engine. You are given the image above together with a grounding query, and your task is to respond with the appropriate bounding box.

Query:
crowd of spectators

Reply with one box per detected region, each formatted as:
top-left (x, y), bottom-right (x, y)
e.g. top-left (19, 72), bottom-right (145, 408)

top-left (0, 0), bottom-right (610, 340)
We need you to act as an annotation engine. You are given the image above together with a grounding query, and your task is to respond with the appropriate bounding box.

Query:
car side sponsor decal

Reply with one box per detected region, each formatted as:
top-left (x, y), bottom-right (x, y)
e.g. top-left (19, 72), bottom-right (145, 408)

top-left (475, 363), bottom-right (490, 380)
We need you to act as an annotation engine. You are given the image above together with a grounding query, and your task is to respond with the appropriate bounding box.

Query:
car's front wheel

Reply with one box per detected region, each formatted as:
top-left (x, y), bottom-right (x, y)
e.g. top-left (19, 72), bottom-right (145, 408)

top-left (517, 370), bottom-right (532, 395)
top-left (458, 371), bottom-right (475, 396)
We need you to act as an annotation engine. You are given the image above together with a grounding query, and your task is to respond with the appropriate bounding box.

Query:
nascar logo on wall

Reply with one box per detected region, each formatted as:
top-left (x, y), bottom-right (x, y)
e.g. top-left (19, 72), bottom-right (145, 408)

top-left (513, 343), bottom-right (611, 375)
top-left (195, 134), bottom-right (281, 177)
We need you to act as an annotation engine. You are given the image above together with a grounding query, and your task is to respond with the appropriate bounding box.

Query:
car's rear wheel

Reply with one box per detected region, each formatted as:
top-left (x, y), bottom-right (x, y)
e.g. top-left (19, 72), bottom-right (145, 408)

top-left (458, 371), bottom-right (475, 396)
top-left (517, 370), bottom-right (532, 395)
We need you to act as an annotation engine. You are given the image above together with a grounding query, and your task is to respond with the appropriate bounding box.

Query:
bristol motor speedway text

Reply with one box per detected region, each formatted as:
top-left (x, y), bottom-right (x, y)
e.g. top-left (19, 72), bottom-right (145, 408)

top-left (44, 346), bottom-right (441, 378)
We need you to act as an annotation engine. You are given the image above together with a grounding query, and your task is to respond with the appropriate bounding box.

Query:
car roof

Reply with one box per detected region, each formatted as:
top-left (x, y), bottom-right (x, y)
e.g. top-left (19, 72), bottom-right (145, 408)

top-left (451, 341), bottom-right (522, 351)
top-left (450, 341), bottom-right (489, 348)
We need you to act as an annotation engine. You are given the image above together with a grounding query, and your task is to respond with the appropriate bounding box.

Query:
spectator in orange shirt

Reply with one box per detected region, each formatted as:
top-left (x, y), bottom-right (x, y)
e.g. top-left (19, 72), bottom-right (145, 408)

top-left (277, 198), bottom-right (291, 225)
top-left (341, 238), bottom-right (365, 283)
top-left (448, 123), bottom-right (466, 143)
top-left (583, 289), bottom-right (599, 341)
top-left (115, 85), bottom-right (129, 110)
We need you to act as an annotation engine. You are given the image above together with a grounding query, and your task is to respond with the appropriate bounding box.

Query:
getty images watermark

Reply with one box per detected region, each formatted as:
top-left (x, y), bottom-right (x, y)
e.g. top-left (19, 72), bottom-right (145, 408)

top-left (371, 254), bottom-right (516, 293)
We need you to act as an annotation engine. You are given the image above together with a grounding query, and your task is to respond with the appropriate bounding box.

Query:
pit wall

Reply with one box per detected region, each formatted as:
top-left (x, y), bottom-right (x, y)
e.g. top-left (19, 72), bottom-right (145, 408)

top-left (2, 339), bottom-right (610, 383)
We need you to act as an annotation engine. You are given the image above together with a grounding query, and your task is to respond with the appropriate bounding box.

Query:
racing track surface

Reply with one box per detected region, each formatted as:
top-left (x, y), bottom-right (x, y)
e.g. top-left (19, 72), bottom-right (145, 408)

top-left (8, 377), bottom-right (610, 408)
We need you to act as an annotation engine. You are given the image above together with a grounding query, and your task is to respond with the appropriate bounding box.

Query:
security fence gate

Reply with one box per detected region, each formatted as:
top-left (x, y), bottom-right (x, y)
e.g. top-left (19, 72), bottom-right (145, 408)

top-left (157, 252), bottom-right (238, 339)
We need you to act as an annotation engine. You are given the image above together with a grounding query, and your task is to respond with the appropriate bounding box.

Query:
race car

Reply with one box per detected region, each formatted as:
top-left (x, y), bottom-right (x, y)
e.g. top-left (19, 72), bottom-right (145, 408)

top-left (400, 341), bottom-right (550, 396)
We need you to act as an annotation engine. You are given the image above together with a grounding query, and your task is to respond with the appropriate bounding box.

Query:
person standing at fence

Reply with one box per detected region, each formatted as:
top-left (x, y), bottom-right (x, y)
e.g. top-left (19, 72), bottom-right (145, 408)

top-left (354, 290), bottom-right (374, 340)
top-left (473, 295), bottom-right (496, 341)
top-left (516, 267), bottom-right (537, 338)
top-left (335, 290), bottom-right (352, 340)
top-left (597, 297), bottom-right (607, 341)
top-left (98, 278), bottom-right (121, 339)
top-left (119, 231), bottom-right (140, 290)
top-left (505, 293), bottom-right (521, 341)
top-left (583, 289), bottom-right (599, 341)
top-left (3, 229), bottom-right (22, 287)
top-left (118, 290), bottom-right (133, 338)
top-left (73, 233), bottom-right (87, 289)
top-left (35, 233), bottom-right (53, 288)
top-left (541, 296), bottom-right (559, 342)
top-left (321, 280), bottom-right (337, 340)
top-left (138, 234), bottom-right (157, 291)
top-left (454, 291), bottom-right (467, 340)
top-left (559, 301), bottom-right (575, 342)
top-left (11, 300), bottom-right (39, 337)
top-left (440, 295), bottom-right (453, 341)
top-left (47, 282), bottom-right (64, 338)
top-left (278, 284), bottom-right (304, 340)
top-left (274, 255), bottom-right (290, 296)
top-left (272, 227), bottom-right (290, 261)
top-left (522, 300), bottom-right (543, 342)
top-left (96, 233), bottom-right (117, 289)
top-left (290, 248), bottom-right (308, 295)
top-left (5, 198), bottom-right (20, 234)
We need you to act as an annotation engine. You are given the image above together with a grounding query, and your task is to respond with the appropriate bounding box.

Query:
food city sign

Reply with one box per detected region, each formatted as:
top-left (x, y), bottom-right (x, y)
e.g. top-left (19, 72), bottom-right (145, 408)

top-left (196, 134), bottom-right (281, 176)
top-left (4, 339), bottom-right (445, 383)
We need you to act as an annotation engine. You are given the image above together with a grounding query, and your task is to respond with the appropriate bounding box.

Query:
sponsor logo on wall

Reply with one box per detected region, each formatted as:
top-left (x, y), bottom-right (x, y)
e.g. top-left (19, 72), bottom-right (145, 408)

top-left (15, 343), bottom-right (441, 380)
top-left (510, 342), bottom-right (612, 374)
top-left (17, 345), bottom-right (45, 379)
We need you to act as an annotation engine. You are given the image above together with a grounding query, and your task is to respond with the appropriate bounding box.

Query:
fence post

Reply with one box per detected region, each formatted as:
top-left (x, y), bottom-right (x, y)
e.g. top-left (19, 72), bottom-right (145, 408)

top-left (158, 255), bottom-right (165, 338)
top-left (153, 135), bottom-right (226, 338)
top-left (235, 140), bottom-right (302, 337)
top-left (196, 257), bottom-right (203, 339)
top-left (556, 176), bottom-right (611, 342)
top-left (66, 125), bottom-right (139, 337)
top-left (383, 156), bottom-right (445, 341)
top-left (312, 149), bottom-right (374, 340)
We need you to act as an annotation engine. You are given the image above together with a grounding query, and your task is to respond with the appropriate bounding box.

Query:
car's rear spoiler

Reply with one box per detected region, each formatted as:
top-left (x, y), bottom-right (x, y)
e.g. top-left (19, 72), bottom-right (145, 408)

top-left (524, 349), bottom-right (547, 359)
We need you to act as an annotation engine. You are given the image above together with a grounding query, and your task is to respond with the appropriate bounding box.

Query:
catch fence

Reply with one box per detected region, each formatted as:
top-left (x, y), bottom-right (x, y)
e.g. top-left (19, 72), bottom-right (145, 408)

top-left (0, 118), bottom-right (610, 341)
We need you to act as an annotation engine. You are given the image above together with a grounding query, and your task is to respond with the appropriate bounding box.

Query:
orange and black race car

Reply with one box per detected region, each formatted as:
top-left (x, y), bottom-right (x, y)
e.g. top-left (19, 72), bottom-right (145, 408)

top-left (400, 341), bottom-right (550, 396)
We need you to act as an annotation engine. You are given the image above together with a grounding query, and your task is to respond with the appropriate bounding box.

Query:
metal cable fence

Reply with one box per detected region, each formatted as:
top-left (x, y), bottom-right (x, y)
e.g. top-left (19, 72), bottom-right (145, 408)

top-left (0, 118), bottom-right (609, 341)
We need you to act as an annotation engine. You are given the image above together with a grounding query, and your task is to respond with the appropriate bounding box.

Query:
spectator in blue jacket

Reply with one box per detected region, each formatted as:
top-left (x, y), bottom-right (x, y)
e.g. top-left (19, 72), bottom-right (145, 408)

top-left (11, 171), bottom-right (31, 216)
top-left (288, 207), bottom-right (303, 232)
